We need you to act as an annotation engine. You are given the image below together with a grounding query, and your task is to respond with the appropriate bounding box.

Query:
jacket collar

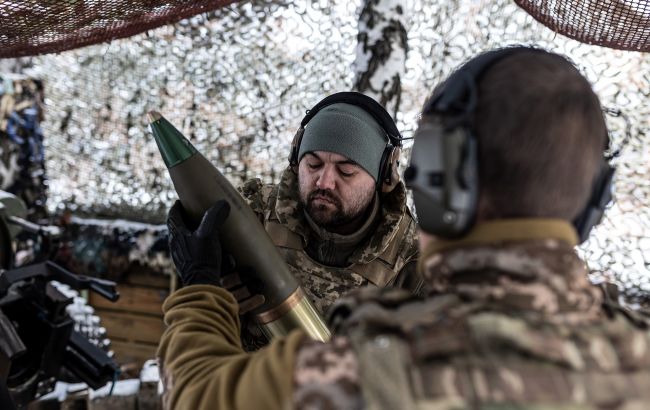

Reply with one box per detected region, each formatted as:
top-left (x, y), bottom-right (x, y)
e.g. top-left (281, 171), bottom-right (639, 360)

top-left (274, 167), bottom-right (409, 264)
top-left (419, 220), bottom-right (602, 324)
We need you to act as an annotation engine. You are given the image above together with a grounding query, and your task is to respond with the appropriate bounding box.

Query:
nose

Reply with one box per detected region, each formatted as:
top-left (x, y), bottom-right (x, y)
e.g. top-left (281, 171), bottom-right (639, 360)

top-left (316, 165), bottom-right (337, 191)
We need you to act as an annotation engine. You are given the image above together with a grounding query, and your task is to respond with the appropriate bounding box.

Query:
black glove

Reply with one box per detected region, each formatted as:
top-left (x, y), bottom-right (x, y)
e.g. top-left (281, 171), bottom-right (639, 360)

top-left (166, 200), bottom-right (266, 315)
top-left (167, 200), bottom-right (230, 287)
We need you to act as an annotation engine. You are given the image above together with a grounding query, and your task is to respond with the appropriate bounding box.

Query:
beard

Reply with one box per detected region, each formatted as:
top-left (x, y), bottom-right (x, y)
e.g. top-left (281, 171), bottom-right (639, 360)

top-left (301, 187), bottom-right (375, 230)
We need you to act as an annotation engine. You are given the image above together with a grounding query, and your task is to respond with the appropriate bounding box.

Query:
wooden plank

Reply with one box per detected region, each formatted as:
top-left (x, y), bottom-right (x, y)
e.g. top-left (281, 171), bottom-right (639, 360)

top-left (98, 309), bottom-right (165, 344)
top-left (27, 398), bottom-right (61, 410)
top-left (123, 267), bottom-right (171, 289)
top-left (88, 394), bottom-right (137, 410)
top-left (60, 390), bottom-right (89, 410)
top-left (138, 381), bottom-right (162, 410)
top-left (90, 284), bottom-right (168, 316)
top-left (111, 339), bottom-right (159, 368)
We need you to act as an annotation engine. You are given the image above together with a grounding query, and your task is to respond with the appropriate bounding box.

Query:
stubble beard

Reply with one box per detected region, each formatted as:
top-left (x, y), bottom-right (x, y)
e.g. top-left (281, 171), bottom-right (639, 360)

top-left (300, 186), bottom-right (375, 230)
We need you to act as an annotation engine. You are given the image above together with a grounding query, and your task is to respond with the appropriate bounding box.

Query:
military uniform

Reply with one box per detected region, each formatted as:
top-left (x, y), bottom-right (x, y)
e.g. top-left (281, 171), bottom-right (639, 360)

top-left (238, 166), bottom-right (421, 349)
top-left (293, 219), bottom-right (650, 409)
top-left (239, 167), bottom-right (421, 311)
top-left (158, 219), bottom-right (650, 410)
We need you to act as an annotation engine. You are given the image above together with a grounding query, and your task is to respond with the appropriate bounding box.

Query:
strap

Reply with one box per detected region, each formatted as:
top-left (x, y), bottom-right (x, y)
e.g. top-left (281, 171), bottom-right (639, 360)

top-left (349, 332), bottom-right (416, 410)
top-left (339, 293), bottom-right (462, 409)
top-left (350, 214), bottom-right (413, 286)
top-left (379, 212), bottom-right (413, 266)
top-left (264, 219), bottom-right (303, 250)
top-left (349, 259), bottom-right (396, 287)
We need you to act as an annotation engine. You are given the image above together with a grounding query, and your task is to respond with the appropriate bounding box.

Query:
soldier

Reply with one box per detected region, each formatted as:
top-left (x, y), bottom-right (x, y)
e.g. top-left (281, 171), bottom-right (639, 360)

top-left (159, 47), bottom-right (650, 409)
top-left (237, 92), bottom-right (422, 348)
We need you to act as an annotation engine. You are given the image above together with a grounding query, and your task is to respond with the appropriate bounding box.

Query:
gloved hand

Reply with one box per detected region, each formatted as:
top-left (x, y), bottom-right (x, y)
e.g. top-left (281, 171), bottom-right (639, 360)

top-left (167, 200), bottom-right (230, 287)
top-left (167, 200), bottom-right (265, 314)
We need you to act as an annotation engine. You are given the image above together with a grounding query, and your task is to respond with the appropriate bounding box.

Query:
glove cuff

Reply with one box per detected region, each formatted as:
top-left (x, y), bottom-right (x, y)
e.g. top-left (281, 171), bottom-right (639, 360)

top-left (181, 269), bottom-right (221, 287)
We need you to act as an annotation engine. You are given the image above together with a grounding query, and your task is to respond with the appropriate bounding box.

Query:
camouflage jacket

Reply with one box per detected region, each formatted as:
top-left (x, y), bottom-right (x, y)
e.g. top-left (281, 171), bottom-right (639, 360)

top-left (293, 220), bottom-right (650, 409)
top-left (239, 167), bottom-right (422, 315)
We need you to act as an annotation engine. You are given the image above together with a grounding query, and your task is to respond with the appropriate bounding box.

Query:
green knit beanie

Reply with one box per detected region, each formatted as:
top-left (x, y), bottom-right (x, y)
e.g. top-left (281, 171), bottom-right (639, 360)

top-left (298, 103), bottom-right (389, 181)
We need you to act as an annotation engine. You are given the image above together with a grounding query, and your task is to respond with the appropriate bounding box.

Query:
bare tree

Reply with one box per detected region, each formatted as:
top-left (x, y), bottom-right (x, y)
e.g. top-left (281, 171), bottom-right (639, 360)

top-left (353, 0), bottom-right (409, 119)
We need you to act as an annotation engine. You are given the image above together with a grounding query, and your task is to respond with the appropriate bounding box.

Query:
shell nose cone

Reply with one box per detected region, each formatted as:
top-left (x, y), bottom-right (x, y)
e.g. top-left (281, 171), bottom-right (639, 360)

top-left (147, 111), bottom-right (162, 123)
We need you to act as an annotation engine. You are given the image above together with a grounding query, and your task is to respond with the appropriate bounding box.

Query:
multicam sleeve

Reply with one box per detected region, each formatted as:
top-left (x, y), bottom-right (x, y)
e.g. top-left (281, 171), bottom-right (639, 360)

top-left (293, 336), bottom-right (365, 410)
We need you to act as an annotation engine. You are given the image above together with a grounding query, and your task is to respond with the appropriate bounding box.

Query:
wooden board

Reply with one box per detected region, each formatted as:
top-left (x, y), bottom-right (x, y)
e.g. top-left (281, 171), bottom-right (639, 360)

top-left (139, 381), bottom-right (162, 410)
top-left (88, 394), bottom-right (137, 410)
top-left (122, 268), bottom-right (171, 289)
top-left (111, 339), bottom-right (159, 368)
top-left (89, 280), bottom-right (169, 371)
top-left (90, 284), bottom-right (169, 316)
top-left (98, 309), bottom-right (165, 344)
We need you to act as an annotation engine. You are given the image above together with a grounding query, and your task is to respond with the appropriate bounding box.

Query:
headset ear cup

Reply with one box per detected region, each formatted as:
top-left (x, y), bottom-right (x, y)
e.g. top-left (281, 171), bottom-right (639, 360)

top-left (288, 127), bottom-right (305, 168)
top-left (572, 161), bottom-right (615, 243)
top-left (381, 147), bottom-right (401, 193)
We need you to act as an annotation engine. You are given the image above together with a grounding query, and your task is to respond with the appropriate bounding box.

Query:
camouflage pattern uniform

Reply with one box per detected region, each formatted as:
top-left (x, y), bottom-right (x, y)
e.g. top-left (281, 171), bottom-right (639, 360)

top-left (293, 222), bottom-right (650, 409)
top-left (238, 167), bottom-right (422, 349)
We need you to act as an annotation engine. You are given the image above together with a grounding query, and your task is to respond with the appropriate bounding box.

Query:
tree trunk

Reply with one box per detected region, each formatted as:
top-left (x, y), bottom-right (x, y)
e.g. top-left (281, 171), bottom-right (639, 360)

top-left (353, 0), bottom-right (409, 119)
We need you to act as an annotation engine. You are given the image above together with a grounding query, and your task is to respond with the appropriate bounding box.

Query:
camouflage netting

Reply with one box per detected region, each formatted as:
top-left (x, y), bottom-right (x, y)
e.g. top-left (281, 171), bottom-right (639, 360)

top-left (0, 0), bottom-right (239, 58)
top-left (0, 75), bottom-right (47, 220)
top-left (516, 0), bottom-right (650, 52)
top-left (1, 0), bottom-right (649, 57)
top-left (38, 0), bottom-right (361, 223)
top-left (0, 0), bottom-right (649, 302)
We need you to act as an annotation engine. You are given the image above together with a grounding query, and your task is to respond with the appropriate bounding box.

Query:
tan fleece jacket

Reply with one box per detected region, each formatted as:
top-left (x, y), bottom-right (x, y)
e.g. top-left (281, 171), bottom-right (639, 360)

top-left (157, 285), bottom-right (307, 410)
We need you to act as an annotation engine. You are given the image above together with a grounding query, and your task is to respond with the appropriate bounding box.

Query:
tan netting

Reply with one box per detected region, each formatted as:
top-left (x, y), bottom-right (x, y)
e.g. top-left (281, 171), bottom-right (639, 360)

top-left (515, 0), bottom-right (650, 52)
top-left (0, 0), bottom-right (239, 58)
top-left (1, 1), bottom-right (650, 58)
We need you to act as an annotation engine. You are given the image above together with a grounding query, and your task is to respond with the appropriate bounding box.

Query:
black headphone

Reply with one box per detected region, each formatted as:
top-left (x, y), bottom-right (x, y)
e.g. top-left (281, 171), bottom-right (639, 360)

top-left (288, 91), bottom-right (403, 191)
top-left (403, 46), bottom-right (615, 242)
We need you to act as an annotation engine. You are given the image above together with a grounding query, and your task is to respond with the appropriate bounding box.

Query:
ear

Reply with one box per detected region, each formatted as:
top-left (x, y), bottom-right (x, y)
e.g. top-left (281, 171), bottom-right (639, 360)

top-left (381, 147), bottom-right (401, 193)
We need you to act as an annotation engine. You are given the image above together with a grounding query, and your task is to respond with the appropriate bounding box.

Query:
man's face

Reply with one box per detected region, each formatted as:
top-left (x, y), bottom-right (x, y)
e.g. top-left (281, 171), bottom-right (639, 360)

top-left (298, 151), bottom-right (376, 231)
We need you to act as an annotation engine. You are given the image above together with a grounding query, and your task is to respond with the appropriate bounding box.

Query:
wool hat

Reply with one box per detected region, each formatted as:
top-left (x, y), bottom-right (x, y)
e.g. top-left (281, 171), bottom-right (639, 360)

top-left (297, 103), bottom-right (389, 181)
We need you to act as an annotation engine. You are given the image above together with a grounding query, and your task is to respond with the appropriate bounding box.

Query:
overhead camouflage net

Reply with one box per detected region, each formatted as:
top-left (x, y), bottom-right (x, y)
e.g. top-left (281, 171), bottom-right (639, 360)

top-left (1, 0), bottom-right (649, 57)
top-left (516, 0), bottom-right (650, 52)
top-left (1, 0), bottom-right (649, 303)
top-left (0, 0), bottom-right (239, 58)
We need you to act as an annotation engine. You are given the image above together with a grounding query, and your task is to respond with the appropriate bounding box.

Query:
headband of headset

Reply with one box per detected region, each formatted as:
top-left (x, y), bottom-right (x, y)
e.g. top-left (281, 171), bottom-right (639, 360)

top-left (406, 46), bottom-right (614, 242)
top-left (289, 92), bottom-right (404, 191)
top-left (423, 47), bottom-right (539, 118)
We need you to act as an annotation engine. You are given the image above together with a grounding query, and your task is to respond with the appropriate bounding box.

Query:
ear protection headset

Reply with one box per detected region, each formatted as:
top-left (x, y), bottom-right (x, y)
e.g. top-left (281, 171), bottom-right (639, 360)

top-left (288, 92), bottom-right (403, 192)
top-left (403, 47), bottom-right (615, 242)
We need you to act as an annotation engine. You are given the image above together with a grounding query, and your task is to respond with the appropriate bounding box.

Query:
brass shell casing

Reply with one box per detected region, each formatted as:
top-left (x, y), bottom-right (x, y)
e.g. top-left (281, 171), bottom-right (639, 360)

top-left (256, 288), bottom-right (331, 342)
